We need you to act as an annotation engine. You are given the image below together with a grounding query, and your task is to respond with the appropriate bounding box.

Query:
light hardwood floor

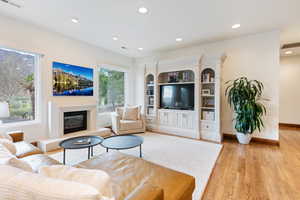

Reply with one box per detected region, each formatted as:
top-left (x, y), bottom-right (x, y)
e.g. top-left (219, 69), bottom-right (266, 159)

top-left (202, 127), bottom-right (300, 200)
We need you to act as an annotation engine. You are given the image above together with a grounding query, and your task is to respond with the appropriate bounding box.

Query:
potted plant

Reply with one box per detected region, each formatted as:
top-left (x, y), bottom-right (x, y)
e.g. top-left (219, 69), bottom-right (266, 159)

top-left (225, 77), bottom-right (266, 144)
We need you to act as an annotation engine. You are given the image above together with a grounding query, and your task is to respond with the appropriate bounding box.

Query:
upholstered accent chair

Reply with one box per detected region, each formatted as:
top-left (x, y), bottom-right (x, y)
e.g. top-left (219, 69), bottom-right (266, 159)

top-left (111, 106), bottom-right (146, 135)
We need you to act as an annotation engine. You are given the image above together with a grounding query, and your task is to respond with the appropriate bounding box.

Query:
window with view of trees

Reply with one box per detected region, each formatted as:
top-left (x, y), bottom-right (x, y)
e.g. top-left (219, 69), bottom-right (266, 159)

top-left (0, 48), bottom-right (37, 124)
top-left (98, 68), bottom-right (125, 113)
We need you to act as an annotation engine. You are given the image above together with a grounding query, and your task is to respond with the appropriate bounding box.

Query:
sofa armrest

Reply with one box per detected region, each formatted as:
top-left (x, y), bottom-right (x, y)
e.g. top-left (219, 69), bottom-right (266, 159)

top-left (125, 183), bottom-right (164, 200)
top-left (8, 131), bottom-right (24, 142)
top-left (111, 112), bottom-right (121, 132)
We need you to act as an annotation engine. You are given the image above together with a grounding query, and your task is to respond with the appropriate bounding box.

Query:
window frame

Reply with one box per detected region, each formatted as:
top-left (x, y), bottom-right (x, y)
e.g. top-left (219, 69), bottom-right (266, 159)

top-left (0, 46), bottom-right (41, 127)
top-left (97, 64), bottom-right (128, 114)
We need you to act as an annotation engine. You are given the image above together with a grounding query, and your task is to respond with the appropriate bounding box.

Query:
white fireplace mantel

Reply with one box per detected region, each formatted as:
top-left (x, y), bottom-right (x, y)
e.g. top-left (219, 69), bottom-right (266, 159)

top-left (48, 102), bottom-right (97, 139)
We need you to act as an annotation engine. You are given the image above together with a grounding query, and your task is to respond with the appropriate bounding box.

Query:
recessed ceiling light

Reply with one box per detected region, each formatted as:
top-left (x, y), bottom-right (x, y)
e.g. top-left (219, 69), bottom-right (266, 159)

top-left (71, 18), bottom-right (79, 23)
top-left (138, 47), bottom-right (144, 51)
top-left (176, 38), bottom-right (183, 42)
top-left (285, 51), bottom-right (293, 55)
top-left (232, 24), bottom-right (241, 29)
top-left (138, 7), bottom-right (148, 14)
top-left (112, 37), bottom-right (118, 41)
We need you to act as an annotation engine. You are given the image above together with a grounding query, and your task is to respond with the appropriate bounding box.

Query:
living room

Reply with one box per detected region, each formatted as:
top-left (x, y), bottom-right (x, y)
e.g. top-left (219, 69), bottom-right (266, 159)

top-left (0, 0), bottom-right (299, 200)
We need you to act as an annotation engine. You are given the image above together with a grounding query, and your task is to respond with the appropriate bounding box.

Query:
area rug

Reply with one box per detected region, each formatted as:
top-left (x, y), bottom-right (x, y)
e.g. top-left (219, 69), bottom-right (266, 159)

top-left (49, 132), bottom-right (222, 200)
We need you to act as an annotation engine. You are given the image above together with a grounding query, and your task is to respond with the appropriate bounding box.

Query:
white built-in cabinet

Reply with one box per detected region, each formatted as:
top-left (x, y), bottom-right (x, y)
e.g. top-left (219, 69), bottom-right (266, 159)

top-left (143, 55), bottom-right (225, 143)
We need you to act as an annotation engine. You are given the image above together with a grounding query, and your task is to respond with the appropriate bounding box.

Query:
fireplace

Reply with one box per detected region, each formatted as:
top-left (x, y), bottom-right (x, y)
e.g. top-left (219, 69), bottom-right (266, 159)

top-left (64, 111), bottom-right (87, 134)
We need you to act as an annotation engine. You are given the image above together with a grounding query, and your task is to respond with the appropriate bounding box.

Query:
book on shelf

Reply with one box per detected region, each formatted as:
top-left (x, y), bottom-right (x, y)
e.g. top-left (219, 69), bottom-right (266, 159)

top-left (202, 111), bottom-right (215, 121)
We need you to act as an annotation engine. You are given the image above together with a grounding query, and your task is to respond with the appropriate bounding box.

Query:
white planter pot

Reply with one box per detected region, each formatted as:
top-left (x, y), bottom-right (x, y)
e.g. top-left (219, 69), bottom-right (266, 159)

top-left (236, 132), bottom-right (252, 144)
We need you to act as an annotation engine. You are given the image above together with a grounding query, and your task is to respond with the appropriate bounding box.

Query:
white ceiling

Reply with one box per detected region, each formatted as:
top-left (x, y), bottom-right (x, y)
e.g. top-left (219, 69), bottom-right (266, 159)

top-left (1, 0), bottom-right (300, 58)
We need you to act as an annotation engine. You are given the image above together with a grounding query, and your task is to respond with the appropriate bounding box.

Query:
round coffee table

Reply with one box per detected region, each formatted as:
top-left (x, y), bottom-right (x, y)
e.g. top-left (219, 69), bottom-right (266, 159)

top-left (59, 136), bottom-right (103, 164)
top-left (101, 135), bottom-right (144, 158)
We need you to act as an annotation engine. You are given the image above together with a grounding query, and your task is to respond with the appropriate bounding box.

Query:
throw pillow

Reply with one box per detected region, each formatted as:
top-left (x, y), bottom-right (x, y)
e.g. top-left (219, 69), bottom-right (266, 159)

top-left (122, 106), bottom-right (139, 120)
top-left (0, 165), bottom-right (101, 200)
top-left (0, 131), bottom-right (13, 142)
top-left (0, 143), bottom-right (32, 172)
top-left (116, 107), bottom-right (124, 119)
top-left (0, 139), bottom-right (16, 155)
top-left (8, 157), bottom-right (33, 172)
top-left (40, 165), bottom-right (114, 199)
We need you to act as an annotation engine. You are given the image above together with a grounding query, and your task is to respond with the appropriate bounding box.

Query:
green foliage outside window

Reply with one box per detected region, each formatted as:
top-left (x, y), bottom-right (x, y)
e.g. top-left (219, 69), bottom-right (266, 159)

top-left (98, 68), bottom-right (125, 113)
top-left (0, 48), bottom-right (35, 123)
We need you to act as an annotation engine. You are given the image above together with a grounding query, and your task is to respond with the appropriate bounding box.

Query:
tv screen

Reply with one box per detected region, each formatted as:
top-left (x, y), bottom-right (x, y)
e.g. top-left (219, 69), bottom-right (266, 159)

top-left (160, 84), bottom-right (194, 110)
top-left (53, 62), bottom-right (93, 96)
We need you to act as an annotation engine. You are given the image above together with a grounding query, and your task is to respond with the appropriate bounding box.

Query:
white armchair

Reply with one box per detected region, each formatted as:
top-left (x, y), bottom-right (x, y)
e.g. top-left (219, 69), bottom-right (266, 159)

top-left (111, 106), bottom-right (146, 135)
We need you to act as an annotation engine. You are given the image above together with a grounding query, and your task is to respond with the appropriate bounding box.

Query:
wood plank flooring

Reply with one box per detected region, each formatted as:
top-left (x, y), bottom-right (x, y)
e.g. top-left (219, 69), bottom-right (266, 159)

top-left (202, 127), bottom-right (300, 200)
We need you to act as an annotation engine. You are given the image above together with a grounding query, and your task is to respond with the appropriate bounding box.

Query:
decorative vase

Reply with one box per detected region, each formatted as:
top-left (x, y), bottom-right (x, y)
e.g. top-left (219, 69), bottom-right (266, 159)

top-left (236, 132), bottom-right (252, 144)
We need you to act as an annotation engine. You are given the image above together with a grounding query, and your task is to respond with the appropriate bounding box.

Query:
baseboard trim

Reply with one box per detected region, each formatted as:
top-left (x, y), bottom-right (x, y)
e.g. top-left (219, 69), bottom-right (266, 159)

top-left (151, 130), bottom-right (222, 144)
top-left (223, 133), bottom-right (280, 146)
top-left (279, 123), bottom-right (300, 128)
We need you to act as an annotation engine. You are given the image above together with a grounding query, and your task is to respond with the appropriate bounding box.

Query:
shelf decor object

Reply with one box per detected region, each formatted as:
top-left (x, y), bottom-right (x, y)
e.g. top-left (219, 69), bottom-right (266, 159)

top-left (202, 89), bottom-right (211, 95)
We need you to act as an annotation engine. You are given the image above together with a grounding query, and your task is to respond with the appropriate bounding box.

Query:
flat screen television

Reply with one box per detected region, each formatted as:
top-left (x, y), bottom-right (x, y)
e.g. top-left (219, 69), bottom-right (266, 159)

top-left (160, 84), bottom-right (194, 110)
top-left (53, 62), bottom-right (93, 96)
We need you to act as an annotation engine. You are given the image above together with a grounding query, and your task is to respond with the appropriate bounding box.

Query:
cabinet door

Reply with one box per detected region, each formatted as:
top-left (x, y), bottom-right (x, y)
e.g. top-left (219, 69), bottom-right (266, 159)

top-left (159, 111), bottom-right (169, 125)
top-left (169, 112), bottom-right (177, 126)
top-left (178, 112), bottom-right (195, 129)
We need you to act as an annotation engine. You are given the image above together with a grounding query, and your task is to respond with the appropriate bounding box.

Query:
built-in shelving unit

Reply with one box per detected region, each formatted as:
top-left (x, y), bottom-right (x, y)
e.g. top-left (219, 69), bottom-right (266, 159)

top-left (200, 68), bottom-right (216, 121)
top-left (142, 55), bottom-right (225, 143)
top-left (199, 55), bottom-right (224, 142)
top-left (145, 74), bottom-right (155, 117)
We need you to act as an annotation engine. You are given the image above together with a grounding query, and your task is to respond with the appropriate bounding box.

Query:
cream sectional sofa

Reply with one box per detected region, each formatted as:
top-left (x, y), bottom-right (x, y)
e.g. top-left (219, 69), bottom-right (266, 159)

top-left (0, 131), bottom-right (195, 200)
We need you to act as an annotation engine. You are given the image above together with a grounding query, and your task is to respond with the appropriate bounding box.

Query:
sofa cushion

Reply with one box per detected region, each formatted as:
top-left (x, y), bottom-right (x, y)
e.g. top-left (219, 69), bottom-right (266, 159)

top-left (0, 144), bottom-right (33, 172)
top-left (0, 139), bottom-right (16, 155)
top-left (0, 165), bottom-right (101, 200)
top-left (8, 157), bottom-right (33, 172)
top-left (125, 183), bottom-right (164, 200)
top-left (119, 120), bottom-right (143, 131)
top-left (0, 131), bottom-right (13, 142)
top-left (0, 143), bottom-right (14, 165)
top-left (21, 154), bottom-right (61, 173)
top-left (77, 151), bottom-right (195, 200)
top-left (122, 106), bottom-right (140, 120)
top-left (40, 165), bottom-right (114, 199)
top-left (14, 141), bottom-right (43, 158)
top-left (0, 164), bottom-right (23, 181)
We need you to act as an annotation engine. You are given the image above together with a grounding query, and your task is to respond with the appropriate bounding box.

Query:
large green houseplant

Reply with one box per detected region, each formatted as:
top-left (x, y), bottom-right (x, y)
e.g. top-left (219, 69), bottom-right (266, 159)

top-left (225, 77), bottom-right (266, 144)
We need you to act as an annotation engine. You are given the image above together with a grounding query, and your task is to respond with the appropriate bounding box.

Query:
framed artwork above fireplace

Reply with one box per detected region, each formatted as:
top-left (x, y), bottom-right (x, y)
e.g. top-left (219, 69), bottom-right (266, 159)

top-left (53, 62), bottom-right (94, 96)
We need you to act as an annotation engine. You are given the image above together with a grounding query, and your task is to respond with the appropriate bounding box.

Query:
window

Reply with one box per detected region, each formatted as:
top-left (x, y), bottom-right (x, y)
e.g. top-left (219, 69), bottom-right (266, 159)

top-left (98, 68), bottom-right (125, 113)
top-left (0, 47), bottom-right (38, 124)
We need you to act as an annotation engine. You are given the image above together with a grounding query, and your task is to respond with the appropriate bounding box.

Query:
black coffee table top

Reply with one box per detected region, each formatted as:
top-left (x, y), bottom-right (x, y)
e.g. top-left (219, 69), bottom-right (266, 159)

top-left (59, 136), bottom-right (104, 149)
top-left (101, 135), bottom-right (144, 150)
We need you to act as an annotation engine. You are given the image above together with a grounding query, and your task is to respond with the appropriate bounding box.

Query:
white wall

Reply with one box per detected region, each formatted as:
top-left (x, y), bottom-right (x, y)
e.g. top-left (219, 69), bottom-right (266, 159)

top-left (280, 55), bottom-right (300, 124)
top-left (134, 31), bottom-right (280, 140)
top-left (0, 14), bottom-right (133, 142)
top-left (0, 13), bottom-right (280, 141)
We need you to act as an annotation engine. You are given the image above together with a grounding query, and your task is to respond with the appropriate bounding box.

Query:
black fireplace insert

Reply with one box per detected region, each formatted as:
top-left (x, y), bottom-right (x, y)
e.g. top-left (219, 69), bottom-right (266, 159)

top-left (64, 111), bottom-right (87, 134)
